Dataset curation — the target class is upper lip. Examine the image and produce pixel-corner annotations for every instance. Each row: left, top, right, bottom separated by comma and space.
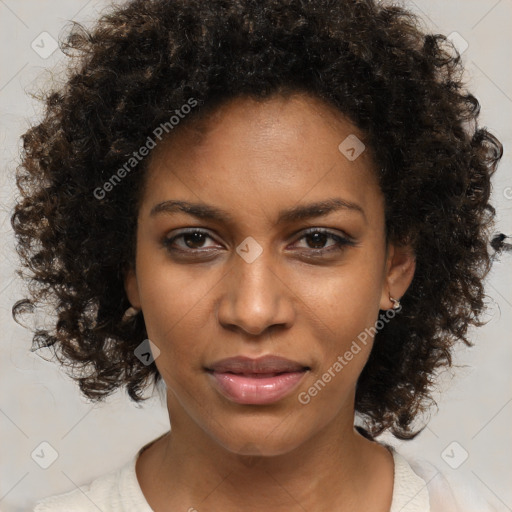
206, 355, 309, 374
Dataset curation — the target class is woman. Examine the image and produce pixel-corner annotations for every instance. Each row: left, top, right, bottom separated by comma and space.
12, 0, 509, 510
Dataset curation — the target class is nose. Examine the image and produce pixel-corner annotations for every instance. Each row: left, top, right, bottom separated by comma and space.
216, 245, 295, 337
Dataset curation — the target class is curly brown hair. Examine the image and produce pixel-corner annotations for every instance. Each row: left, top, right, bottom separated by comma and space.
11, 0, 510, 439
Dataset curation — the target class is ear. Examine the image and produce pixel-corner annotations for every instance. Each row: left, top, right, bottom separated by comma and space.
380, 242, 416, 310
124, 265, 142, 309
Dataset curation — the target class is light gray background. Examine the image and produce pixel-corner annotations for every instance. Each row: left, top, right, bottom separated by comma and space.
1, 1, 511, 510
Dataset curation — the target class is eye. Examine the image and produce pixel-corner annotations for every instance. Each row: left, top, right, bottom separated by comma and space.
162, 227, 355, 257
163, 229, 219, 252
292, 228, 355, 255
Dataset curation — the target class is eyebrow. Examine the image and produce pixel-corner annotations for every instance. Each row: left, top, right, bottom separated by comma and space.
150, 197, 366, 224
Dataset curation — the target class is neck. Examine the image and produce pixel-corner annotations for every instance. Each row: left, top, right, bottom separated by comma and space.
136, 401, 394, 511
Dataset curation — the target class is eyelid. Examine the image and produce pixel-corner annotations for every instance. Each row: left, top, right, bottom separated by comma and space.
163, 227, 220, 245
162, 228, 221, 254
297, 226, 354, 242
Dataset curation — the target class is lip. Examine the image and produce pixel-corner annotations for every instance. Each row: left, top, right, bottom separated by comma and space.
205, 355, 310, 405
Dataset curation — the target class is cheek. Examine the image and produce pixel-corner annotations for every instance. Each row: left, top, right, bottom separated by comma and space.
290, 254, 385, 397
295, 274, 379, 415
134, 253, 217, 374
136, 238, 214, 327
294, 254, 385, 339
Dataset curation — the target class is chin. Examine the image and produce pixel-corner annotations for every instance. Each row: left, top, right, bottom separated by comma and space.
205, 411, 313, 458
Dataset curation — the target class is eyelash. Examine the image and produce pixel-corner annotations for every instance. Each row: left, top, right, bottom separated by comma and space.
162, 227, 355, 257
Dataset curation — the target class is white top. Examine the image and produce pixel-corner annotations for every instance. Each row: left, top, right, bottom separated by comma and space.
32, 437, 495, 512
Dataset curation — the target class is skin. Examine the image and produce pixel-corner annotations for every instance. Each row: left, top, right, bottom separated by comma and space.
125, 92, 416, 511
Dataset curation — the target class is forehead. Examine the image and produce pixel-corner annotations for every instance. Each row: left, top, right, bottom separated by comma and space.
141, 93, 383, 225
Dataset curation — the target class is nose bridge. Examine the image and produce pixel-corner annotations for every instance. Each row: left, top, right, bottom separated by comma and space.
218, 237, 292, 335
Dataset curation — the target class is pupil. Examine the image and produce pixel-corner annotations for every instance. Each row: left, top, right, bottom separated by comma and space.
308, 233, 326, 249
185, 232, 205, 248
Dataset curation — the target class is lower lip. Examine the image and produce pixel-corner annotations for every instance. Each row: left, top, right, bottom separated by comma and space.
208, 371, 307, 405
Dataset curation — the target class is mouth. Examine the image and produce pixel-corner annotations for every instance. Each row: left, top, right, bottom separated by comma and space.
205, 355, 310, 405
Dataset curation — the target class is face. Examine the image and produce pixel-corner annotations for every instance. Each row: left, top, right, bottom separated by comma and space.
125, 93, 415, 456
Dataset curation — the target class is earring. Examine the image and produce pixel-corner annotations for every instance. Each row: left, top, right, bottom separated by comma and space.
389, 294, 401, 310
122, 306, 141, 321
